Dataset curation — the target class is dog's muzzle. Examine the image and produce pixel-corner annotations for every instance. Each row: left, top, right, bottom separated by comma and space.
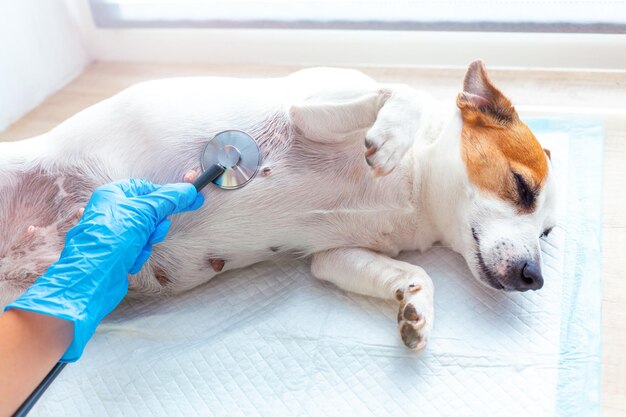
478, 256, 544, 292
472, 228, 544, 292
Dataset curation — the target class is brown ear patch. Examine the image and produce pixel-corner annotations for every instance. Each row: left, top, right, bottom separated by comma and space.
458, 60, 548, 212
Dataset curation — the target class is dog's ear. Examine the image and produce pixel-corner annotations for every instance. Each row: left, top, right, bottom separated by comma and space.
456, 60, 516, 124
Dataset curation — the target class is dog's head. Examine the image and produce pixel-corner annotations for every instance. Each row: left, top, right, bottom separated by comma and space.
449, 60, 556, 292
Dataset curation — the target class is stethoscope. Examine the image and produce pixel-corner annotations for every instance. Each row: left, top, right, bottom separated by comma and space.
192, 130, 262, 191
13, 131, 262, 417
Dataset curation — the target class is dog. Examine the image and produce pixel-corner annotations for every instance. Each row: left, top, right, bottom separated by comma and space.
0, 60, 556, 351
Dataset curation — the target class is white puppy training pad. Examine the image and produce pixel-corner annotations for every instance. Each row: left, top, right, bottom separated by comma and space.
31, 118, 603, 417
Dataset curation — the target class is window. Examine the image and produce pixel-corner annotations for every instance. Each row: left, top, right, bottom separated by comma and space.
90, 0, 626, 32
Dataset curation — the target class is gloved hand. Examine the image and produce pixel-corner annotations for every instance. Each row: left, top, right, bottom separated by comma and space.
4, 179, 204, 362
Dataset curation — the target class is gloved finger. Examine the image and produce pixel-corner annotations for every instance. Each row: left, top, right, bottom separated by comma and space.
109, 178, 161, 198
129, 244, 153, 275
142, 183, 200, 222
148, 219, 171, 245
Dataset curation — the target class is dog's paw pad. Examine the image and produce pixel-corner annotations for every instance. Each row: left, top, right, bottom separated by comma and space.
400, 321, 427, 351
398, 310, 427, 350
397, 300, 429, 352
402, 303, 421, 321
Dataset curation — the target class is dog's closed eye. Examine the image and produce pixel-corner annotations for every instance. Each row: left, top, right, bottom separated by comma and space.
512, 171, 536, 209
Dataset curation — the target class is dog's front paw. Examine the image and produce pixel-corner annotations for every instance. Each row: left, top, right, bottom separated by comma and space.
364, 118, 415, 177
395, 284, 433, 352
364, 87, 422, 176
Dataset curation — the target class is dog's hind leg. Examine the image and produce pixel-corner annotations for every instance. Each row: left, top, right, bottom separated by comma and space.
289, 83, 427, 176
311, 247, 434, 352
289, 87, 391, 144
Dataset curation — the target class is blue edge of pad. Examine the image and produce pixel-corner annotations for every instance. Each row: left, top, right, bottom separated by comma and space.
525, 117, 604, 417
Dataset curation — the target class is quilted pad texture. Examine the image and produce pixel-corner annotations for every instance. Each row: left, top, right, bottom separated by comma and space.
30, 118, 603, 417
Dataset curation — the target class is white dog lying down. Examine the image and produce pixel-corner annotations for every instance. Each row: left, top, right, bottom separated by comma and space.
0, 60, 556, 352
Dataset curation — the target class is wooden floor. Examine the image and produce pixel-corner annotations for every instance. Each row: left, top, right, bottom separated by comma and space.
2, 62, 625, 415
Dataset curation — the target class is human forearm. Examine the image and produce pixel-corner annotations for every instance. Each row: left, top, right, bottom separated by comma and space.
0, 310, 72, 416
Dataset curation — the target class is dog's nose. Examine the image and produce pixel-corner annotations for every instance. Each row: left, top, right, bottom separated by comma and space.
514, 261, 544, 291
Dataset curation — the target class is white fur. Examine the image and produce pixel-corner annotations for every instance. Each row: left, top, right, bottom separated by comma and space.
0, 67, 556, 350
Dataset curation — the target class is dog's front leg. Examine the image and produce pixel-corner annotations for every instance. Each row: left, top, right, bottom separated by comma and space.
311, 248, 434, 352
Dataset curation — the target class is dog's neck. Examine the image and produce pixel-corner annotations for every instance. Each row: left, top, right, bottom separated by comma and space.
408, 106, 470, 253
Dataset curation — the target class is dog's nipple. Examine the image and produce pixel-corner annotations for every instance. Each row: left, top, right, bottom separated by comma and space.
26, 225, 36, 235
208, 258, 225, 272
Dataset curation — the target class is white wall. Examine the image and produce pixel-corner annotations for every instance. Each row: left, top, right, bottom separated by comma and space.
84, 29, 626, 71
0, 0, 90, 132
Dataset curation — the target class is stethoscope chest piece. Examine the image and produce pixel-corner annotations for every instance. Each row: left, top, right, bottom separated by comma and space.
194, 130, 261, 191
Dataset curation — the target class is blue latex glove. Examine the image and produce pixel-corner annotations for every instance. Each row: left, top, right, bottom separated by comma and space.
4, 179, 204, 362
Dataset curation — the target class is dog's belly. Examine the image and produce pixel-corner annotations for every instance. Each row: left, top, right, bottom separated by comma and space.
134, 124, 415, 295
62, 78, 418, 295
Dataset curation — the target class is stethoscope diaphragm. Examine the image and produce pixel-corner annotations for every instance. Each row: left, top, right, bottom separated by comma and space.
193, 130, 261, 191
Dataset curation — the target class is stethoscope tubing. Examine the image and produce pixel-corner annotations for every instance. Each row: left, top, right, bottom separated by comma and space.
13, 362, 67, 417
